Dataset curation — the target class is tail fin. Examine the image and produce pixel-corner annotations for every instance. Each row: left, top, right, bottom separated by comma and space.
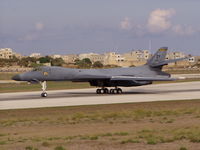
147, 47, 168, 67
147, 47, 188, 68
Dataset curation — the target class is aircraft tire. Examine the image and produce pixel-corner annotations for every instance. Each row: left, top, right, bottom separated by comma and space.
117, 88, 123, 94
114, 89, 118, 94
104, 88, 109, 94
96, 89, 100, 94
110, 89, 114, 94
97, 89, 104, 94
41, 92, 48, 97
100, 89, 104, 94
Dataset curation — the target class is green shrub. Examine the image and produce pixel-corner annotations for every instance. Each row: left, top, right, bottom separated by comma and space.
25, 146, 38, 150
25, 146, 33, 150
54, 146, 65, 150
179, 147, 187, 150
121, 139, 140, 144
89, 136, 98, 140
147, 138, 157, 145
114, 132, 129, 136
0, 141, 6, 145
42, 141, 50, 147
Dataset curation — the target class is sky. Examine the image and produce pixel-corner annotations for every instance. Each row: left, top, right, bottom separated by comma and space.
0, 0, 200, 55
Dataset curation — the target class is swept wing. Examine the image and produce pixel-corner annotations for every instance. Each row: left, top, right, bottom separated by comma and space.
111, 76, 177, 81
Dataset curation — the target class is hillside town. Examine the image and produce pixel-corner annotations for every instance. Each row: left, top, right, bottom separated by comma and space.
0, 48, 199, 72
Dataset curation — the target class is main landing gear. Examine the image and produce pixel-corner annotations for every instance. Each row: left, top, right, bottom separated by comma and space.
110, 88, 122, 94
96, 87, 123, 94
96, 88, 109, 94
40, 81, 48, 97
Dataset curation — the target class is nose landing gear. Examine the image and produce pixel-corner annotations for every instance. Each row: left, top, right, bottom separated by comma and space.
40, 81, 48, 97
41, 92, 48, 97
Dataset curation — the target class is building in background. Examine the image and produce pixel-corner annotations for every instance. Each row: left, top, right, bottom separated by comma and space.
0, 48, 22, 59
0, 47, 199, 68
166, 51, 187, 67
79, 53, 105, 64
88, 54, 105, 64
165, 51, 198, 67
122, 50, 150, 66
166, 52, 186, 60
104, 52, 125, 66
30, 53, 41, 58
62, 54, 79, 64
51, 54, 62, 59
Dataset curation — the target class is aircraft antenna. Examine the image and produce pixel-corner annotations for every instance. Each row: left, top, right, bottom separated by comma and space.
149, 40, 152, 52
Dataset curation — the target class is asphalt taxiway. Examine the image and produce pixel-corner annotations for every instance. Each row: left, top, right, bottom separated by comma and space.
0, 81, 199, 110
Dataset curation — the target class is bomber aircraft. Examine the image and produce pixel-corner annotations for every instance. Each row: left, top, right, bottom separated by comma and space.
12, 47, 186, 97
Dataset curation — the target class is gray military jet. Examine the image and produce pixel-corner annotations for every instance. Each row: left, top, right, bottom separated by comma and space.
12, 47, 186, 97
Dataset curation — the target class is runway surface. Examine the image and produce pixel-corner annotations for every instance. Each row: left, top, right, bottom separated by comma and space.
0, 81, 199, 110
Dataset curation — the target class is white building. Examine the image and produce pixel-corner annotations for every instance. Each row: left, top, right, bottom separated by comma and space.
51, 54, 62, 59
30, 53, 41, 58
123, 50, 150, 62
104, 52, 125, 65
0, 48, 22, 59
79, 53, 105, 63
61, 54, 79, 64
166, 52, 186, 60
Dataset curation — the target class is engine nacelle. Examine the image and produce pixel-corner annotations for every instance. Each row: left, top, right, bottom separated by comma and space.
89, 80, 152, 87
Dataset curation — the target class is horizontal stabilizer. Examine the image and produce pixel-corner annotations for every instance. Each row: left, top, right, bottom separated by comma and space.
150, 57, 188, 67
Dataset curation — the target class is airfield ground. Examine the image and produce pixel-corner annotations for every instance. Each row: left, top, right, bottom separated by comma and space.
0, 71, 200, 150
1, 100, 200, 150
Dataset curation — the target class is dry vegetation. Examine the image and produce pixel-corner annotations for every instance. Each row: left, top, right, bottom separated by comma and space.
1, 100, 200, 150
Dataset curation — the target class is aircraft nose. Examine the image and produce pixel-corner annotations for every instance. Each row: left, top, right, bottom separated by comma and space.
12, 74, 21, 81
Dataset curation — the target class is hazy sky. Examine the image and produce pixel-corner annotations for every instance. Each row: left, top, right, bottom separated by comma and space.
0, 0, 200, 55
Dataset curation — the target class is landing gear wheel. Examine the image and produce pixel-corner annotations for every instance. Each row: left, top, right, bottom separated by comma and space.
109, 88, 123, 94
96, 89, 101, 94
41, 92, 48, 97
96, 88, 109, 94
100, 89, 104, 94
117, 88, 123, 94
114, 89, 118, 94
104, 88, 109, 94
110, 89, 114, 94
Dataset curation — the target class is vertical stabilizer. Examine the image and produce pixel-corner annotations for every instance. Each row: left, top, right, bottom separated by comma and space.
147, 47, 168, 67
